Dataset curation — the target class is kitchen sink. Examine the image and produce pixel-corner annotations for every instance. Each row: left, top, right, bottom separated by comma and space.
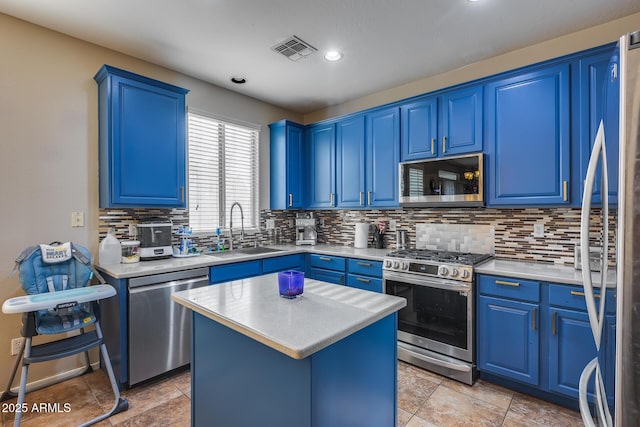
205, 246, 284, 258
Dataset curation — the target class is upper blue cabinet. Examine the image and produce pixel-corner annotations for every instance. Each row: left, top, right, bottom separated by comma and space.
400, 85, 483, 161
365, 107, 400, 208
94, 65, 189, 208
336, 115, 366, 208
307, 122, 336, 208
571, 47, 619, 207
269, 120, 305, 209
485, 64, 571, 206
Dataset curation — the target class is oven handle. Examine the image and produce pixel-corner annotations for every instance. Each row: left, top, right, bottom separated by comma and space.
397, 342, 471, 373
383, 271, 471, 293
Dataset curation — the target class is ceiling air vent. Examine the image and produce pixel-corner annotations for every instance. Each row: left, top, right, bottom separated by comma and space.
271, 35, 317, 61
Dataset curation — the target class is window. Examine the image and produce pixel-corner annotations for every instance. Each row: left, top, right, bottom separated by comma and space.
188, 111, 259, 232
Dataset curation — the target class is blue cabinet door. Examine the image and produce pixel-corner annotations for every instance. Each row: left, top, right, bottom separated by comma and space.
440, 86, 483, 156
548, 307, 597, 400
366, 107, 400, 208
307, 124, 336, 208
269, 121, 305, 209
478, 295, 540, 385
95, 66, 188, 208
401, 97, 438, 161
572, 49, 619, 207
486, 64, 570, 206
336, 116, 366, 208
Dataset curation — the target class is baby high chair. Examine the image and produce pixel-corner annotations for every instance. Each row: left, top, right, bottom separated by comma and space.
1, 242, 128, 426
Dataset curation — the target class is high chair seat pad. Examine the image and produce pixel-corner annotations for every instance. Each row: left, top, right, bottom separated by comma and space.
36, 307, 96, 334
2, 284, 115, 314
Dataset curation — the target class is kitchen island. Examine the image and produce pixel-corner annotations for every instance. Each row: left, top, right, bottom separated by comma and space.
172, 273, 406, 427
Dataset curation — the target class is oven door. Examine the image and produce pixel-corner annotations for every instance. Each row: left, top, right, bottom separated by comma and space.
383, 271, 473, 362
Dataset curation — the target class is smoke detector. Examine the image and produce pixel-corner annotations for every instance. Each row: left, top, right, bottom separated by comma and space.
271, 35, 317, 61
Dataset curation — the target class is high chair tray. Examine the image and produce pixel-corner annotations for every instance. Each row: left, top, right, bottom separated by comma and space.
2, 284, 116, 314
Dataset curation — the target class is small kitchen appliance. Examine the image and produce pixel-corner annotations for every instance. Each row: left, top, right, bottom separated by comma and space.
137, 220, 172, 260
383, 249, 492, 385
295, 213, 317, 246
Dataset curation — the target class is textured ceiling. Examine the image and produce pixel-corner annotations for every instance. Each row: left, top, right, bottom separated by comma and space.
2, 0, 640, 113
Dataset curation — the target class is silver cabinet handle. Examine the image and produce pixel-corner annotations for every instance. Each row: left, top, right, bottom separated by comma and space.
289, 193, 293, 207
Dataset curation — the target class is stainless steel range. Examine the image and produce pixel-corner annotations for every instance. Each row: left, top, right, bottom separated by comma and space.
383, 249, 492, 385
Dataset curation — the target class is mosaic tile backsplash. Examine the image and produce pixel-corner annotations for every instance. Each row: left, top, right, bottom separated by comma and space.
99, 207, 617, 266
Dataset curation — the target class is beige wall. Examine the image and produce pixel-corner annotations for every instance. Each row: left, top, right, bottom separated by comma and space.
0, 13, 301, 388
304, 12, 640, 124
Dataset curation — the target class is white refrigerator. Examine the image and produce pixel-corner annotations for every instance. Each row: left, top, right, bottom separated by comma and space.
579, 30, 640, 427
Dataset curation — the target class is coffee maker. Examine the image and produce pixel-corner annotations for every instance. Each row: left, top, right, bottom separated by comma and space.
295, 213, 317, 246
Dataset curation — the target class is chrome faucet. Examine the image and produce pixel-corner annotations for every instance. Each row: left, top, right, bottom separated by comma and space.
229, 202, 245, 251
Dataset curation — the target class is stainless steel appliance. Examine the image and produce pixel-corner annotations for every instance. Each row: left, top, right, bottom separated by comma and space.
102, 268, 209, 386
398, 153, 483, 207
137, 220, 172, 260
579, 30, 640, 426
295, 213, 317, 245
383, 249, 491, 385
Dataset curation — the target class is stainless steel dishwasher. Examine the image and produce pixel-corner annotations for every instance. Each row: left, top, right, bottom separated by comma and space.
128, 268, 209, 385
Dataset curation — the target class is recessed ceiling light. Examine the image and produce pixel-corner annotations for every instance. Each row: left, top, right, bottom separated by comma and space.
324, 51, 343, 62
230, 77, 246, 84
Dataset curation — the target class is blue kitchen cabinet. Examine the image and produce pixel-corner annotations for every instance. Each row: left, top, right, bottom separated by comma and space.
477, 275, 540, 386
478, 295, 540, 386
210, 260, 262, 284
345, 258, 383, 293
547, 307, 597, 400
262, 254, 304, 274
486, 64, 570, 206
94, 65, 189, 208
306, 254, 346, 285
336, 116, 366, 208
269, 120, 305, 209
571, 48, 619, 207
307, 123, 336, 208
401, 97, 438, 160
366, 107, 400, 208
400, 86, 482, 161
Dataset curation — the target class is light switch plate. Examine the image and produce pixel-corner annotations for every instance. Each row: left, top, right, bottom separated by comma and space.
71, 211, 84, 227
266, 219, 275, 230
533, 223, 544, 238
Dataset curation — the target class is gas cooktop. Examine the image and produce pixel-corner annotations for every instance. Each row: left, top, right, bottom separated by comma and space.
385, 249, 492, 266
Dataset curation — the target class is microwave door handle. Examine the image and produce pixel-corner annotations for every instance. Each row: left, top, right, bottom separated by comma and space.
580, 120, 605, 349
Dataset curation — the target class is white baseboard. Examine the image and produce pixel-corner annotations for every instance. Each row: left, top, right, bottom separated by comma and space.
9, 361, 101, 395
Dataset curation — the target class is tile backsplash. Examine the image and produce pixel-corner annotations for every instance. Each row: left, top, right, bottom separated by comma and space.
99, 206, 616, 266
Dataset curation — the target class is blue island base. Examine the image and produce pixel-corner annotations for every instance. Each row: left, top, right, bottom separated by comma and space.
191, 312, 398, 427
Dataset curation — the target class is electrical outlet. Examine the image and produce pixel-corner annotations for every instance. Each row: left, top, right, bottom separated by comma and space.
533, 223, 545, 238
388, 219, 397, 232
71, 211, 84, 227
128, 224, 137, 237
289, 219, 294, 227
11, 338, 23, 356
266, 219, 275, 230
320, 218, 325, 227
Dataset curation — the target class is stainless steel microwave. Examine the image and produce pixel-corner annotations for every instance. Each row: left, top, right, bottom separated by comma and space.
398, 153, 484, 207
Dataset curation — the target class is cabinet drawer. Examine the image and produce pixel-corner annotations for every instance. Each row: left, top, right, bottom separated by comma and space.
346, 274, 383, 293
309, 254, 346, 272
210, 260, 261, 284
347, 259, 382, 277
478, 275, 540, 303
548, 284, 615, 314
307, 267, 344, 285
262, 254, 304, 274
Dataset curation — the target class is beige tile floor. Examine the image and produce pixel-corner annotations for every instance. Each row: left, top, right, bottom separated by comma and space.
1, 362, 584, 426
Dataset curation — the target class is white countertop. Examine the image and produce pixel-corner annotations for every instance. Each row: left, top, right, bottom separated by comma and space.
476, 259, 617, 288
171, 274, 406, 359
96, 244, 389, 279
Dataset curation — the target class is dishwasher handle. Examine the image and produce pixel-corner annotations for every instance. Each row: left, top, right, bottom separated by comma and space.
128, 276, 209, 294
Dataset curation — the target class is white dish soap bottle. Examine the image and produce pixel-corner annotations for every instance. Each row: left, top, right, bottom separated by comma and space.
99, 227, 122, 265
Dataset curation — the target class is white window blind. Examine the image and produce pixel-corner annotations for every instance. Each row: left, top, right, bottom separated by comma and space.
188, 112, 259, 232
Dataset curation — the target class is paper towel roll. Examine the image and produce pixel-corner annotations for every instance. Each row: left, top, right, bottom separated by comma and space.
354, 222, 369, 248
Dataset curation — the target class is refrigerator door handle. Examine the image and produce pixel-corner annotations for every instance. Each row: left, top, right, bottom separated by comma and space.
580, 120, 609, 348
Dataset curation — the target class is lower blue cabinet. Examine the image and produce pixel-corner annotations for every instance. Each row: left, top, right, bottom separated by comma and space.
548, 307, 596, 399
478, 275, 617, 408
477, 294, 540, 386
262, 254, 303, 274
346, 274, 382, 293
210, 260, 262, 284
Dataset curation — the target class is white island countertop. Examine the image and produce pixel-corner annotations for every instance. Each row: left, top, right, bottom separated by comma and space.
172, 274, 406, 359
